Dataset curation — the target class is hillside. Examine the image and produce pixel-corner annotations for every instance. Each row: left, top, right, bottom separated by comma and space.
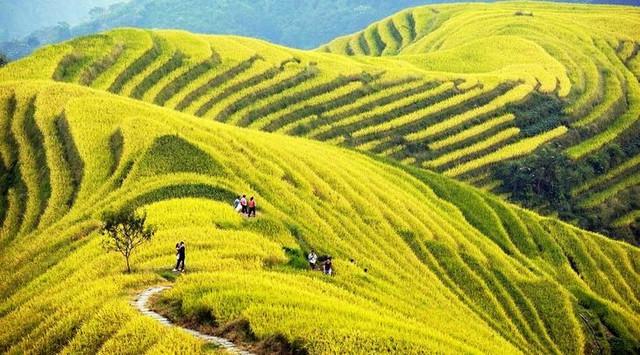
0, 0, 435, 59
0, 80, 639, 353
3, 1, 640, 244
319, 1, 640, 241
3, 0, 638, 60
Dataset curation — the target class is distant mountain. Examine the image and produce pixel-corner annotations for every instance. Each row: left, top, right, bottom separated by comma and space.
0, 0, 122, 43
3, 0, 638, 60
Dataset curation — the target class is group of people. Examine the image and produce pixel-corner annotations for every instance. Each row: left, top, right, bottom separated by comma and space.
233, 194, 257, 217
170, 240, 350, 278
173, 241, 186, 272
171, 196, 345, 278
307, 250, 333, 276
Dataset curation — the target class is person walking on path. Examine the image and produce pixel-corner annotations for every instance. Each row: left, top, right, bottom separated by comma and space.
248, 196, 257, 217
240, 195, 248, 214
173, 241, 186, 272
233, 196, 241, 212
308, 250, 318, 270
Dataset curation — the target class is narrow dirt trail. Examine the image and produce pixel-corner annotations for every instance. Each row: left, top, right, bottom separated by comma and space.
134, 286, 254, 355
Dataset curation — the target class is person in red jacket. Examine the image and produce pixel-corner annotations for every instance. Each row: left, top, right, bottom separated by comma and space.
248, 196, 257, 217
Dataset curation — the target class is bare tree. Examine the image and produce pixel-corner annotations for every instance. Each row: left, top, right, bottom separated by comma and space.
101, 209, 156, 273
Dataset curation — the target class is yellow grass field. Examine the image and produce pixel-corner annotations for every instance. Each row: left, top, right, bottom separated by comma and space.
1, 1, 640, 353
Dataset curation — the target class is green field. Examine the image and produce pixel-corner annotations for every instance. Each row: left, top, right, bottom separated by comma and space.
1, 1, 640, 354
3, 1, 640, 243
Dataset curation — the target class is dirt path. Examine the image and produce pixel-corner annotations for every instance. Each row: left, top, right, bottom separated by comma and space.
134, 286, 254, 355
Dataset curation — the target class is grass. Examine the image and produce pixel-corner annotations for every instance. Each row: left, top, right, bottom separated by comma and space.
0, 1, 639, 352
425, 127, 521, 169
1, 1, 633, 240
0, 80, 637, 354
428, 113, 515, 151
444, 126, 569, 177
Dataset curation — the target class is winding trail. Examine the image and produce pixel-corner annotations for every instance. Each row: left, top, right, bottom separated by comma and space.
134, 286, 254, 355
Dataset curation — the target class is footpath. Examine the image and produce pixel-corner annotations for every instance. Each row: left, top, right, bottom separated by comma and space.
134, 286, 254, 355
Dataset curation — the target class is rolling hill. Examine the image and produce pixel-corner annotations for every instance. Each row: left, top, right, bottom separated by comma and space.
3, 0, 638, 60
3, 0, 639, 244
319, 1, 640, 242
0, 79, 639, 354
1, 2, 640, 354
0, 0, 437, 60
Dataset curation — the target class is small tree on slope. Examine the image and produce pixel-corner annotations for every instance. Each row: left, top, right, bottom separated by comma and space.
101, 209, 156, 273
0, 53, 8, 67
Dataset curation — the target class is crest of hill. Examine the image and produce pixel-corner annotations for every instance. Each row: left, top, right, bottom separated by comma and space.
0, 80, 639, 353
4, 1, 639, 244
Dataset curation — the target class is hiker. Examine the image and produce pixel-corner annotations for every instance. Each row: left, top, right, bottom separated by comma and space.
174, 241, 186, 272
233, 196, 241, 212
247, 196, 256, 217
240, 195, 248, 214
173, 243, 180, 271
308, 250, 318, 269
323, 257, 333, 276
173, 243, 180, 270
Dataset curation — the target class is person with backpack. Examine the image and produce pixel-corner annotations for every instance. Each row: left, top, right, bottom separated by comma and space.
248, 196, 257, 217
173, 241, 186, 272
240, 195, 248, 214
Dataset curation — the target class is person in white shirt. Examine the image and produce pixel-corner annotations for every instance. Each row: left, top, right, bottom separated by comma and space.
240, 195, 248, 214
233, 196, 241, 212
308, 250, 318, 270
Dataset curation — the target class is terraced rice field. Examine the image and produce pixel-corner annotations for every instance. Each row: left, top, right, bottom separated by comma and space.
0, 27, 567, 180
0, 31, 565, 181
0, 80, 638, 354
0, 2, 640, 352
3, 2, 640, 239
320, 2, 640, 235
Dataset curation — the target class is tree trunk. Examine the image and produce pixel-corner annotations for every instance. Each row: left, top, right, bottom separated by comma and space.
125, 256, 131, 273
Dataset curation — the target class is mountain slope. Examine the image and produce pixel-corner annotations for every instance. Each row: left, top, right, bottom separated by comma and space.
0, 27, 568, 172
3, 0, 638, 60
0, 0, 440, 60
0, 80, 638, 354
3, 0, 640, 244
319, 1, 640, 241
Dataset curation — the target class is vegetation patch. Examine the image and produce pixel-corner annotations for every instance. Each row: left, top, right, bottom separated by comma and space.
108, 35, 162, 94
175, 55, 261, 111
153, 50, 221, 106
54, 114, 84, 207
134, 135, 224, 177
150, 294, 309, 355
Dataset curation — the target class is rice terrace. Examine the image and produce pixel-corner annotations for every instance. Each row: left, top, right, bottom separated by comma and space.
0, 1, 640, 354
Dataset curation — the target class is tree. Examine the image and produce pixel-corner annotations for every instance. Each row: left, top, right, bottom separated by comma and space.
101, 209, 156, 273
0, 53, 8, 68
494, 147, 582, 214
